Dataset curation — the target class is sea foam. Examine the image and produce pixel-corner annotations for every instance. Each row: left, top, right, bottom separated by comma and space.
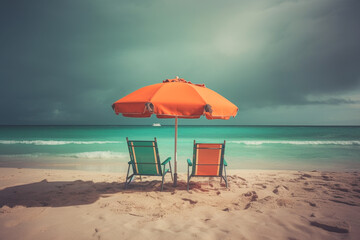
228, 140, 360, 145
64, 151, 126, 159
0, 151, 126, 159
0, 140, 122, 145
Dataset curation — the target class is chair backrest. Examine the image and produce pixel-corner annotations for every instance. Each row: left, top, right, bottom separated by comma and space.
126, 138, 162, 176
192, 140, 226, 176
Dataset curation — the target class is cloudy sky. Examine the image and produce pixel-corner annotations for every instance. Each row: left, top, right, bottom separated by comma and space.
1, 0, 359, 125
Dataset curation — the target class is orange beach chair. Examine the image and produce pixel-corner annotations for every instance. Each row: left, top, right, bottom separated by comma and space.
187, 140, 228, 191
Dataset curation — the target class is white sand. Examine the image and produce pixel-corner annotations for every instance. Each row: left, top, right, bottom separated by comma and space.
0, 168, 359, 240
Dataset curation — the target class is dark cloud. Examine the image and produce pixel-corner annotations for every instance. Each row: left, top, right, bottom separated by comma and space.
1, 0, 359, 125
307, 98, 360, 105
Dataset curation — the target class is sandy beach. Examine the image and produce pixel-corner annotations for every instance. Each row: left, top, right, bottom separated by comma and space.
0, 167, 359, 240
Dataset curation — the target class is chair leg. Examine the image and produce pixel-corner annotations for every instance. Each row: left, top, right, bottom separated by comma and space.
161, 174, 165, 191
224, 165, 228, 188
125, 164, 131, 189
140, 175, 142, 181
187, 165, 190, 191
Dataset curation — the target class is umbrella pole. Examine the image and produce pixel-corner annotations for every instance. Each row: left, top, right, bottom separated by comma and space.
173, 117, 178, 186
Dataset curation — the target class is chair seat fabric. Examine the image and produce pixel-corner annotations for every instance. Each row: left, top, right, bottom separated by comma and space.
194, 144, 223, 176
128, 140, 162, 176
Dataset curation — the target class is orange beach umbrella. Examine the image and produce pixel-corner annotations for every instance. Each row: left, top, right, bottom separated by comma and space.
112, 77, 238, 185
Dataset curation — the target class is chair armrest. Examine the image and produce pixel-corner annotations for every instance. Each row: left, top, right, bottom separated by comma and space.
187, 159, 193, 166
224, 159, 228, 166
161, 157, 171, 165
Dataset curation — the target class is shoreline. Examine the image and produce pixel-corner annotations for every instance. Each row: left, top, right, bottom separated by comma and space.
1, 167, 359, 239
0, 159, 359, 173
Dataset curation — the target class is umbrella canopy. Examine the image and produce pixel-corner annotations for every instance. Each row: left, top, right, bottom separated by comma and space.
112, 77, 238, 119
112, 77, 238, 186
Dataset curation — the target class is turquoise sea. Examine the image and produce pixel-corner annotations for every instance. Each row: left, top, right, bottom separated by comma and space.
0, 126, 359, 172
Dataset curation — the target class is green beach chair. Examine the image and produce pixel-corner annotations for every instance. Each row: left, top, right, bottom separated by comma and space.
187, 140, 228, 191
125, 137, 173, 191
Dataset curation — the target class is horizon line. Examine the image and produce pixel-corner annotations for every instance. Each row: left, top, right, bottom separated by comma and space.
0, 124, 359, 127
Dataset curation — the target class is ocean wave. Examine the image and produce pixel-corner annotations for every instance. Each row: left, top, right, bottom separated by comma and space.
0, 140, 122, 145
228, 140, 360, 145
63, 151, 126, 159
0, 151, 127, 159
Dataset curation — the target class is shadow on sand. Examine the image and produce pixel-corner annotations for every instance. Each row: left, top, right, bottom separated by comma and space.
0, 177, 214, 208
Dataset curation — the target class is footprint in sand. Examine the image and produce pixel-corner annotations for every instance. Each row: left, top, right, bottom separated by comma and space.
330, 199, 358, 206
273, 185, 289, 194
303, 187, 315, 192
182, 198, 198, 204
93, 228, 101, 240
310, 219, 350, 233
237, 176, 246, 181
194, 188, 210, 193
305, 200, 317, 207
302, 173, 312, 178
258, 196, 273, 204
244, 202, 251, 209
276, 198, 293, 207
322, 175, 333, 181
254, 183, 267, 189
243, 191, 258, 202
